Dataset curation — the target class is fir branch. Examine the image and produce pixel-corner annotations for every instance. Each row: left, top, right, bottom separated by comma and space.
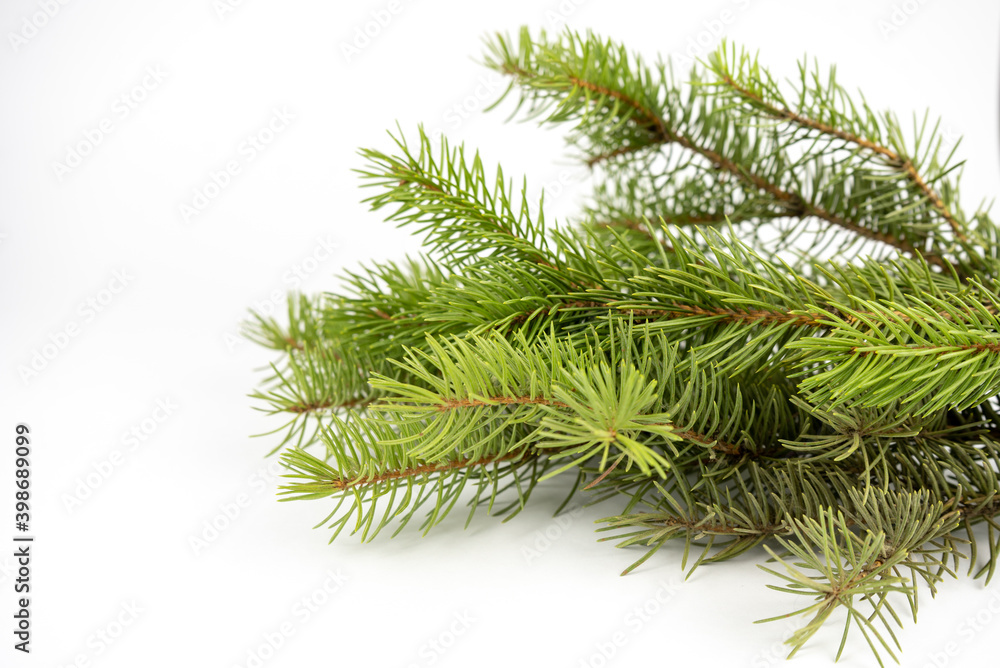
485, 29, 962, 270
358, 127, 557, 269
707, 43, 972, 246
246, 27, 1000, 666
289, 448, 531, 494
279, 431, 552, 541
791, 290, 1000, 413
758, 490, 960, 665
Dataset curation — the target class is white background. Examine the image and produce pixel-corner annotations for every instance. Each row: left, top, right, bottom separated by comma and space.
2, 1, 999, 667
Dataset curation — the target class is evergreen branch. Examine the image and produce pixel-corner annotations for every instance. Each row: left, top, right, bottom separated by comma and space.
791, 290, 1000, 413
244, 292, 326, 353
486, 29, 959, 269
369, 329, 752, 468
358, 127, 557, 269
707, 43, 971, 245
288, 448, 531, 494
279, 431, 552, 541
758, 490, 960, 665
249, 338, 388, 453
246, 28, 1000, 665
321, 256, 460, 355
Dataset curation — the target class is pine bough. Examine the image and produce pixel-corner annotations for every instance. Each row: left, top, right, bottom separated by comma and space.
247, 28, 1000, 665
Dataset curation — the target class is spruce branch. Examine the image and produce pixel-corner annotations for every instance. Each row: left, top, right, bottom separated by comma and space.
279, 431, 548, 541
485, 29, 978, 270
247, 26, 1000, 665
358, 127, 556, 269
706, 43, 973, 248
